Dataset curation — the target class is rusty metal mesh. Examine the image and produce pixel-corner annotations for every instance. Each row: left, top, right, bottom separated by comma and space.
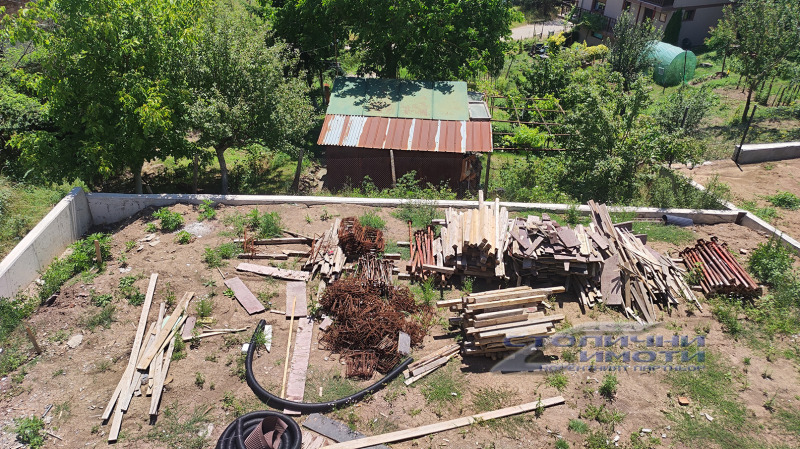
319, 278, 432, 375
338, 217, 385, 258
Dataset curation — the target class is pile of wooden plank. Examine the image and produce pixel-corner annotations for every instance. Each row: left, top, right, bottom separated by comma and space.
440, 192, 509, 278
438, 286, 565, 357
407, 226, 445, 281
102, 273, 193, 442
679, 237, 760, 296
402, 343, 460, 385
305, 218, 347, 281
587, 201, 700, 323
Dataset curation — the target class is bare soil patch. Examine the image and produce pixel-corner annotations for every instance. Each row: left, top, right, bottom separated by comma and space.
1, 203, 798, 449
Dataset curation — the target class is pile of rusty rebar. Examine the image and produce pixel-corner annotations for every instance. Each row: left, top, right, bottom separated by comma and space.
354, 254, 395, 291
338, 217, 385, 257
680, 237, 760, 296
319, 278, 431, 376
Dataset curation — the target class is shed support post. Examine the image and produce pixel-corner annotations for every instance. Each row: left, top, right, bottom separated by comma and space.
483, 153, 492, 195
390, 149, 397, 187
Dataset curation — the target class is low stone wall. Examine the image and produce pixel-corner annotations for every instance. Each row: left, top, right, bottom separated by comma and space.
734, 141, 800, 164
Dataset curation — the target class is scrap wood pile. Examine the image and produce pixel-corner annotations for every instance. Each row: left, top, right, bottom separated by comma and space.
407, 225, 445, 281
354, 254, 395, 291
587, 201, 700, 323
238, 230, 312, 259
679, 237, 760, 296
319, 278, 432, 376
503, 214, 605, 307
305, 217, 387, 282
102, 273, 192, 442
305, 217, 346, 281
438, 286, 565, 357
402, 343, 460, 385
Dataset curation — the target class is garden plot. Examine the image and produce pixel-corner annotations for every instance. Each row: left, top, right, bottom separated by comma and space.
1, 201, 799, 449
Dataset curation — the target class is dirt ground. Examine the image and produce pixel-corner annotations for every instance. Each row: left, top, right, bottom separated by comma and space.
1, 203, 799, 449
677, 158, 800, 238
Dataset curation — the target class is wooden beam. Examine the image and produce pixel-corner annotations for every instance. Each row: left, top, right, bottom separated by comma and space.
323, 397, 565, 449
136, 293, 192, 371
236, 263, 311, 282
224, 277, 265, 315
284, 317, 314, 415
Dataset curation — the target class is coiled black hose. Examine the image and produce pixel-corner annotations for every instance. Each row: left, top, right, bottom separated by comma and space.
245, 319, 413, 414
215, 410, 301, 449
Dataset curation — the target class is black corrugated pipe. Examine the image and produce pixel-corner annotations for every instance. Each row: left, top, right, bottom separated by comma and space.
215, 411, 302, 449
662, 214, 694, 227
245, 320, 413, 414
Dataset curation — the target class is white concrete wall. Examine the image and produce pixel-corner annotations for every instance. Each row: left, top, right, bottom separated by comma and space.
0, 187, 93, 298
735, 142, 800, 165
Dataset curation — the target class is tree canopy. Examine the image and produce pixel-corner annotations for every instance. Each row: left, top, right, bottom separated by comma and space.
608, 11, 662, 90
5, 0, 206, 192
187, 1, 315, 194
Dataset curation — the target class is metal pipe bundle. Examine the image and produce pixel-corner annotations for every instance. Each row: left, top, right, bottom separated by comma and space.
680, 237, 760, 296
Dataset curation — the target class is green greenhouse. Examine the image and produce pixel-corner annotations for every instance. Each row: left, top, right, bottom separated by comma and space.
650, 42, 696, 87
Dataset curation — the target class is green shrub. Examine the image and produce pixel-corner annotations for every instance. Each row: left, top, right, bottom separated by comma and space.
13, 416, 45, 448
568, 418, 589, 434
197, 199, 217, 221
392, 200, 440, 229
118, 275, 145, 305
152, 208, 185, 232
195, 296, 213, 318
175, 230, 194, 245
748, 237, 794, 285
598, 374, 618, 400
246, 209, 283, 238
90, 290, 113, 307
172, 334, 186, 361
358, 211, 386, 230
203, 242, 241, 267
766, 191, 800, 210
38, 233, 111, 301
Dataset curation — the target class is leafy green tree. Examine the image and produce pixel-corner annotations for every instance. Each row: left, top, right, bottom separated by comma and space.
712, 0, 800, 122
608, 10, 663, 90
653, 85, 718, 134
705, 13, 735, 74
187, 2, 314, 194
330, 0, 515, 80
5, 0, 205, 192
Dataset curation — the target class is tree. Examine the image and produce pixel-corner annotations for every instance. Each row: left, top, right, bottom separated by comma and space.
329, 0, 515, 80
5, 0, 204, 192
705, 13, 735, 74
712, 1, 800, 122
608, 10, 663, 90
187, 1, 315, 194
653, 85, 718, 134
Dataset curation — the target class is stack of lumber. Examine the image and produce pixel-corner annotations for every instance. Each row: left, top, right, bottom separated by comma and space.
438, 286, 565, 357
587, 201, 700, 323
402, 343, 460, 385
679, 237, 760, 296
238, 230, 312, 259
504, 215, 605, 308
440, 192, 509, 278
102, 272, 193, 442
304, 218, 347, 282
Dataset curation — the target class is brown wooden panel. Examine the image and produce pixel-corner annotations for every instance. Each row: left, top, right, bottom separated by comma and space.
224, 277, 266, 315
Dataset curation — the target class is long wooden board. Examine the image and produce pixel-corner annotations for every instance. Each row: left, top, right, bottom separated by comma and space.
601, 254, 623, 306
465, 295, 546, 312
323, 397, 565, 449
224, 277, 265, 314
284, 317, 314, 415
106, 273, 158, 440
236, 262, 311, 281
136, 293, 192, 371
285, 281, 308, 317
302, 414, 390, 449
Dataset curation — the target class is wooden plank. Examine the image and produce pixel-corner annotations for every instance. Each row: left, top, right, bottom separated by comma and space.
136, 293, 192, 371
236, 262, 311, 281
302, 414, 391, 449
181, 316, 197, 340
149, 303, 167, 395
224, 277, 265, 315
398, 332, 411, 355
237, 253, 289, 260
406, 344, 460, 372
285, 317, 314, 415
323, 397, 565, 449
283, 249, 311, 257
601, 254, 623, 306
237, 237, 312, 245
149, 333, 176, 417
404, 354, 456, 385
286, 281, 308, 318
466, 295, 546, 311
421, 264, 455, 275
107, 274, 158, 440
473, 313, 531, 328
476, 323, 552, 340
467, 314, 564, 335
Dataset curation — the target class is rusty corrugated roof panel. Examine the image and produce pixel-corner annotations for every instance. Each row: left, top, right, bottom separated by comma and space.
320, 115, 492, 153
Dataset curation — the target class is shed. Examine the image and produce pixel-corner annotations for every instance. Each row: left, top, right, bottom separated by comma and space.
318, 78, 493, 192
650, 42, 697, 87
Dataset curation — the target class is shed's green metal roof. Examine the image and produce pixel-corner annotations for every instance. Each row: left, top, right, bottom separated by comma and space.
326, 77, 469, 121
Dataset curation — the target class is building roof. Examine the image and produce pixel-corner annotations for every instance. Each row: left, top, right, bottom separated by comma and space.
318, 115, 493, 153
326, 78, 470, 121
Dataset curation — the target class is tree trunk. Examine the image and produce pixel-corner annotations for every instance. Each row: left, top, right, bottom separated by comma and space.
216, 147, 229, 195
291, 147, 305, 193
133, 160, 144, 194
742, 86, 754, 124
764, 76, 775, 105
720, 52, 727, 75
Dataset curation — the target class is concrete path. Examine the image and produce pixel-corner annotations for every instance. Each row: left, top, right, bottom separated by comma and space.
511, 20, 570, 40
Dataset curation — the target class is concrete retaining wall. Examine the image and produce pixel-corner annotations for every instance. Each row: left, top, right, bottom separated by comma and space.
2, 188, 799, 299
734, 141, 800, 164
0, 187, 92, 298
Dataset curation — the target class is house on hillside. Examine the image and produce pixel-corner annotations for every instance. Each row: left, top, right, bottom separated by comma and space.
572, 0, 733, 48
317, 77, 492, 193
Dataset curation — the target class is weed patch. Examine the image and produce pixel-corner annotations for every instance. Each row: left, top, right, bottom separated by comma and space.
152, 208, 185, 232
766, 191, 800, 210
12, 416, 45, 448
632, 222, 695, 245
358, 211, 386, 230
147, 403, 211, 449
85, 305, 115, 331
